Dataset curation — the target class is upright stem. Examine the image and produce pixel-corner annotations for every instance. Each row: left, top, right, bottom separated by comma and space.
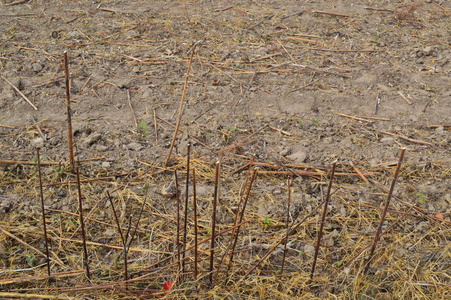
164, 45, 197, 166
364, 148, 406, 274
192, 168, 198, 280
174, 171, 181, 271
36, 148, 51, 276
310, 162, 337, 279
216, 156, 255, 283
63, 51, 75, 173
76, 167, 90, 279
182, 143, 191, 274
280, 176, 291, 275
226, 169, 257, 282
209, 161, 220, 288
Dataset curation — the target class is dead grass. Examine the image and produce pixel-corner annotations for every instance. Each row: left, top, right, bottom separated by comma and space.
1, 0, 450, 298
0, 153, 450, 299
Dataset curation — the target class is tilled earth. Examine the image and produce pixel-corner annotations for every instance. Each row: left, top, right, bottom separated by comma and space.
0, 0, 450, 299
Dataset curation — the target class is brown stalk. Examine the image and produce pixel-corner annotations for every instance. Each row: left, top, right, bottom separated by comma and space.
280, 176, 291, 275
153, 107, 158, 145
127, 90, 138, 128
209, 161, 220, 287
335, 112, 373, 123
64, 51, 75, 173
311, 161, 337, 279
106, 191, 128, 285
30, 116, 45, 139
128, 197, 146, 250
225, 169, 258, 283
216, 155, 255, 282
349, 161, 370, 184
36, 148, 51, 276
75, 167, 90, 279
164, 44, 197, 166
192, 168, 198, 280
364, 148, 406, 274
1, 76, 38, 110
310, 10, 349, 17
174, 170, 181, 271
122, 196, 146, 288
380, 131, 432, 146
182, 143, 191, 274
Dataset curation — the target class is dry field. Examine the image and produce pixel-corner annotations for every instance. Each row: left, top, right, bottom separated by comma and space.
1, 0, 450, 299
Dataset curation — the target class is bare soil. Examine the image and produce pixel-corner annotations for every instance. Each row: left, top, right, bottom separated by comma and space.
1, 0, 450, 299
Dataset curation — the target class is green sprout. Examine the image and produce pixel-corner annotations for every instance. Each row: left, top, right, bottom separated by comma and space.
139, 121, 148, 135
26, 253, 35, 267
415, 192, 427, 203
55, 166, 63, 175
312, 118, 319, 126
263, 216, 272, 230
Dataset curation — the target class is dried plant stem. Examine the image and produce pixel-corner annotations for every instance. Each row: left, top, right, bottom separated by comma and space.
349, 161, 370, 184
209, 161, 220, 287
226, 169, 257, 283
64, 51, 75, 173
364, 148, 406, 274
182, 143, 191, 275
174, 170, 181, 272
192, 168, 198, 280
280, 176, 291, 275
1, 76, 38, 110
76, 167, 90, 279
36, 148, 51, 276
164, 44, 197, 166
216, 156, 255, 283
380, 131, 432, 146
153, 107, 158, 145
107, 191, 128, 285
127, 90, 138, 128
311, 161, 337, 279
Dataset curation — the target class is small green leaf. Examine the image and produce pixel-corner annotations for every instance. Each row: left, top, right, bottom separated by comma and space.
26, 254, 35, 267
336, 260, 343, 267
55, 167, 63, 175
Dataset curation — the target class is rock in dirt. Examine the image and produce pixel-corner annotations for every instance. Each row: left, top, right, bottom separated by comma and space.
31, 137, 44, 148
32, 62, 43, 73
103, 228, 117, 238
304, 244, 315, 256
279, 148, 290, 156
84, 132, 102, 146
416, 221, 429, 233
127, 142, 143, 151
0, 195, 15, 214
96, 145, 108, 152
287, 147, 308, 163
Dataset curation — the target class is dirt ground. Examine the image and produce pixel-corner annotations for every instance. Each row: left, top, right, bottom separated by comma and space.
1, 0, 450, 299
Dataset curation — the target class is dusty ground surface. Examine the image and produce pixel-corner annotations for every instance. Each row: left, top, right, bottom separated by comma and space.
1, 0, 450, 299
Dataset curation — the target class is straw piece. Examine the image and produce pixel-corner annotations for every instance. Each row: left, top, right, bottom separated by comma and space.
1, 76, 38, 110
